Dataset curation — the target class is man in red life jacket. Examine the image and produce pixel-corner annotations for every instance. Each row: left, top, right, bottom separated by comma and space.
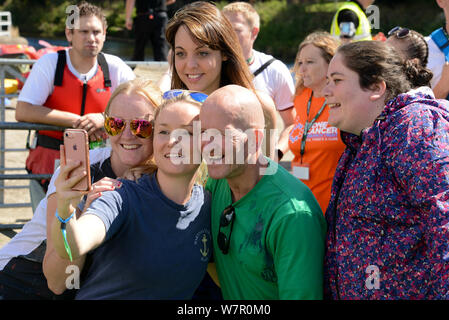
15, 1, 135, 211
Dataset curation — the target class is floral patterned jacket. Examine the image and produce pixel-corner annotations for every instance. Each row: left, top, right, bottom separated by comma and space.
324, 87, 449, 299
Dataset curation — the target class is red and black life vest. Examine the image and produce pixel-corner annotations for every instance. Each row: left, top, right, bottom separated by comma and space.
26, 50, 112, 183
38, 49, 112, 143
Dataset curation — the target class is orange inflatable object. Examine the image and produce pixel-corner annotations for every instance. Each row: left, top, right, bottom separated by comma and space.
0, 42, 70, 90
372, 32, 387, 42
0, 44, 37, 58
0, 43, 69, 60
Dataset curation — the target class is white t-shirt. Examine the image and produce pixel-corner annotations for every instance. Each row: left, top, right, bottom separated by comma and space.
0, 147, 112, 270
426, 36, 445, 89
250, 50, 295, 111
18, 48, 135, 106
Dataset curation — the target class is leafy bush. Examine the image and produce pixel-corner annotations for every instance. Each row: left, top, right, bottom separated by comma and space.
0, 0, 124, 37
255, 1, 335, 60
0, 0, 442, 62
250, 0, 441, 61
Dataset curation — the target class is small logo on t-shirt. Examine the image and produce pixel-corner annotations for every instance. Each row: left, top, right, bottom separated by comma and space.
289, 121, 338, 143
194, 229, 211, 262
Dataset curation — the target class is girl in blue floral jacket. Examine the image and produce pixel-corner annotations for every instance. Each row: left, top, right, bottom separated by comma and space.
323, 40, 449, 299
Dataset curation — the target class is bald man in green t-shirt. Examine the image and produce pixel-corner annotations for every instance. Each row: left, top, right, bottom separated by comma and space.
200, 85, 326, 300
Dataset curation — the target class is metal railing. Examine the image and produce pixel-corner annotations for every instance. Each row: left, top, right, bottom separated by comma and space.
0, 57, 36, 210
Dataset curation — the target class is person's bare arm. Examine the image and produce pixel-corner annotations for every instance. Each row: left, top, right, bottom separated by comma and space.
51, 204, 106, 262
16, 101, 105, 141
276, 107, 296, 160
73, 113, 106, 141
156, 49, 173, 92
43, 193, 86, 295
44, 176, 119, 294
207, 263, 220, 287
51, 148, 107, 261
256, 91, 278, 159
279, 107, 295, 130
15, 101, 80, 128
125, 0, 136, 31
432, 62, 449, 99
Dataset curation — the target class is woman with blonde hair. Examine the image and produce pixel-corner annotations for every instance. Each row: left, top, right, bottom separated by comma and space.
279, 31, 345, 213
0, 79, 160, 299
44, 78, 162, 297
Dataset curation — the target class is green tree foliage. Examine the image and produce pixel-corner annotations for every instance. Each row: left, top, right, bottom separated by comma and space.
0, 0, 442, 61
252, 0, 441, 60
0, 0, 120, 37
254, 1, 335, 60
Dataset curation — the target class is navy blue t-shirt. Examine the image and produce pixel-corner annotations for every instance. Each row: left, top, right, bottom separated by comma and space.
76, 173, 212, 299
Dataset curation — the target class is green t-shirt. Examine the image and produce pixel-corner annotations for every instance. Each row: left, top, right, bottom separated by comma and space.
206, 158, 326, 300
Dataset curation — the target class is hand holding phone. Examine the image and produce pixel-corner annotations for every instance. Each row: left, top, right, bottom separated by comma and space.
63, 129, 91, 191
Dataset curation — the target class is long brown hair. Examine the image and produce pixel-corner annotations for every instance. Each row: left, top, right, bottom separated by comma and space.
165, 1, 254, 91
105, 79, 162, 176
